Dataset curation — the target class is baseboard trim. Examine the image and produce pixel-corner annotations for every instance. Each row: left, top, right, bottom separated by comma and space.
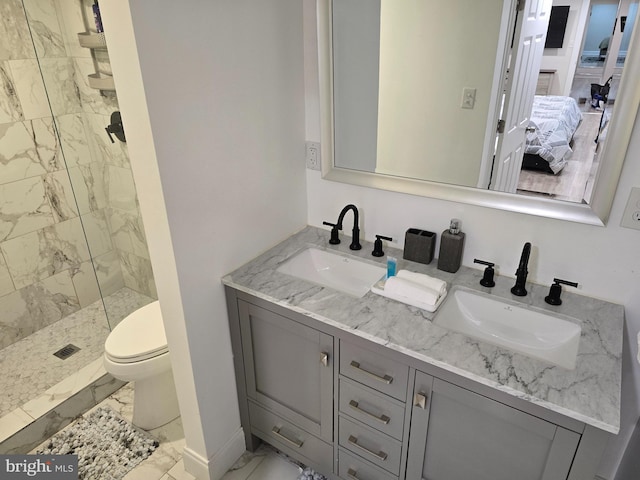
183, 427, 246, 480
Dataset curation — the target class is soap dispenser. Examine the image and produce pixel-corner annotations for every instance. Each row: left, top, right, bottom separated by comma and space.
437, 219, 465, 273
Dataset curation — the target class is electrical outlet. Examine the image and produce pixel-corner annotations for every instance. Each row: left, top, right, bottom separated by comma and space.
306, 141, 321, 171
621, 187, 640, 230
461, 87, 476, 109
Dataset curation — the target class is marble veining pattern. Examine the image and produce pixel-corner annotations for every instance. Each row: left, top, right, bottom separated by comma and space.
0, 287, 153, 417
0, 119, 61, 185
0, 0, 35, 61
223, 226, 623, 434
0, 61, 24, 123
22, 0, 66, 59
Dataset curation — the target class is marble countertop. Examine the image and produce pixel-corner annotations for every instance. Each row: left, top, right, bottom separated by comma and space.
222, 226, 623, 434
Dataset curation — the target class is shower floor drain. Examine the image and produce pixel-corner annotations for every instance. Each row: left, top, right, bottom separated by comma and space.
53, 344, 81, 360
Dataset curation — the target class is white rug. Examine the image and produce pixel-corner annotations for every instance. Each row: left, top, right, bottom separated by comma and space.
36, 407, 158, 480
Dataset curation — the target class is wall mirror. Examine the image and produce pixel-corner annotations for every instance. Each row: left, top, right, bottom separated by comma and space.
318, 0, 640, 225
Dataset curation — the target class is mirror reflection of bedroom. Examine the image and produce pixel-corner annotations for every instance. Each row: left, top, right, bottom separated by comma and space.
514, 0, 638, 204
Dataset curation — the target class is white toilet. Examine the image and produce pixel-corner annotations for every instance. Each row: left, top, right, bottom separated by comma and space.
103, 301, 180, 430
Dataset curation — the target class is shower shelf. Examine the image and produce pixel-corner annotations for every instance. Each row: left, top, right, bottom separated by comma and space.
77, 32, 107, 49
88, 73, 115, 91
78, 32, 115, 93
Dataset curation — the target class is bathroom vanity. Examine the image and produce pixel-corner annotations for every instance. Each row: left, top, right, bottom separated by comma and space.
223, 227, 623, 480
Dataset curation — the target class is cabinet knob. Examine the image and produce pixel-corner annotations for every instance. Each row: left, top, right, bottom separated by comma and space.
320, 352, 329, 367
414, 392, 428, 409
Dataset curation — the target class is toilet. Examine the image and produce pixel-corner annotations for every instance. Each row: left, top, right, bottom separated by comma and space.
103, 301, 180, 430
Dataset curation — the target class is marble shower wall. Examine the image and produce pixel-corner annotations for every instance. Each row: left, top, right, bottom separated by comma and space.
0, 0, 156, 349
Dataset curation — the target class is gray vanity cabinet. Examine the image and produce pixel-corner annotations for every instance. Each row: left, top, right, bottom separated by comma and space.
237, 300, 334, 460
406, 371, 581, 480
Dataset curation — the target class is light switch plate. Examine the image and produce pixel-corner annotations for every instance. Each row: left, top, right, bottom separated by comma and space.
621, 187, 640, 230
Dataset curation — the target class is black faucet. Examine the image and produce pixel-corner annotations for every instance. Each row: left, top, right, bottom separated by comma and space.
511, 242, 531, 296
323, 204, 362, 250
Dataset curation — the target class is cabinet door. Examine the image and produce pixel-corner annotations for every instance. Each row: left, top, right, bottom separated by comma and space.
406, 372, 580, 480
239, 301, 333, 442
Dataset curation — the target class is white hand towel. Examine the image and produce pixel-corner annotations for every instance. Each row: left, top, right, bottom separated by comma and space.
397, 270, 447, 296
384, 276, 439, 306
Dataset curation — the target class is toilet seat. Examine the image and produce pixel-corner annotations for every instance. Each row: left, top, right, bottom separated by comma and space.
105, 301, 168, 364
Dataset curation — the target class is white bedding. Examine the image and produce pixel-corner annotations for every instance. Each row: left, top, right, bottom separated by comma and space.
525, 95, 583, 174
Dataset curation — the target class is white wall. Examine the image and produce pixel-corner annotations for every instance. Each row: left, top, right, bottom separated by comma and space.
304, 2, 640, 479
101, 1, 307, 479
541, 0, 590, 95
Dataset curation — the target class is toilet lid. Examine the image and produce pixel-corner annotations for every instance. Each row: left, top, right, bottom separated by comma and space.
105, 301, 169, 363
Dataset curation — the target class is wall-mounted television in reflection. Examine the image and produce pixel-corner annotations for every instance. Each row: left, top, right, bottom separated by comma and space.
545, 5, 571, 48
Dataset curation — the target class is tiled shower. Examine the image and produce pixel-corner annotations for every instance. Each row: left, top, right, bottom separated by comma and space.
0, 0, 155, 449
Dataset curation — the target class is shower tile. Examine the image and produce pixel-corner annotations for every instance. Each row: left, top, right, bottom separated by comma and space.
54, 0, 92, 59
0, 409, 33, 444
22, 0, 67, 59
0, 62, 24, 123
108, 207, 151, 260
0, 177, 55, 242
76, 162, 108, 211
1, 217, 90, 289
55, 113, 93, 168
92, 250, 125, 298
0, 270, 79, 350
38, 57, 81, 117
106, 165, 139, 212
81, 210, 114, 258
85, 113, 129, 168
71, 260, 102, 308
118, 251, 157, 300
0, 119, 62, 185
44, 170, 81, 222
22, 358, 107, 419
8, 59, 51, 120
0, 251, 15, 297
0, 0, 35, 61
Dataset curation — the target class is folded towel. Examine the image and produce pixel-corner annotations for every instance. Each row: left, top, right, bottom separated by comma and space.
397, 270, 447, 296
384, 276, 440, 306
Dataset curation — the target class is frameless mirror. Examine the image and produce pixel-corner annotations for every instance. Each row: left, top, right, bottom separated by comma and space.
318, 0, 640, 225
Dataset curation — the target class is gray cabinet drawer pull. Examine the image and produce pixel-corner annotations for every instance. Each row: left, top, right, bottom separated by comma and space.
414, 392, 428, 409
346, 468, 359, 479
350, 361, 393, 384
349, 400, 390, 425
321, 352, 329, 367
272, 426, 303, 448
348, 435, 388, 461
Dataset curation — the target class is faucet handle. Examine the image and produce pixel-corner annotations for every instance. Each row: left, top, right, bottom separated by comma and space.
372, 235, 393, 257
544, 278, 578, 306
473, 259, 496, 288
323, 221, 340, 245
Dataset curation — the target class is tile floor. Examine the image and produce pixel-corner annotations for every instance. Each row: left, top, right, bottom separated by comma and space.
32, 383, 303, 480
0, 288, 153, 417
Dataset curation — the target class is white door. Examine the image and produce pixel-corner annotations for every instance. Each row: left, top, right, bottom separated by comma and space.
492, 0, 553, 193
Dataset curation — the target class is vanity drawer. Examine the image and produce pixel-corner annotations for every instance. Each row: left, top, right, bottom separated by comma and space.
248, 401, 333, 472
339, 377, 405, 440
339, 416, 402, 475
340, 341, 409, 401
338, 448, 398, 480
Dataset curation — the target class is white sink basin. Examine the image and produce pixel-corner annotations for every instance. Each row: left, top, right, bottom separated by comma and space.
434, 287, 581, 370
277, 248, 386, 298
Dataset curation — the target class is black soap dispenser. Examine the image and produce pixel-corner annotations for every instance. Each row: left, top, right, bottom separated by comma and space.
437, 219, 465, 273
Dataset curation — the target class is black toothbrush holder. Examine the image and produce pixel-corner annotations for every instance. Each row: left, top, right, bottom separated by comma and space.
403, 228, 436, 265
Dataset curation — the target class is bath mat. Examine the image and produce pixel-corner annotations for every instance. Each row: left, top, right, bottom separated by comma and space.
297, 466, 327, 480
36, 406, 159, 480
